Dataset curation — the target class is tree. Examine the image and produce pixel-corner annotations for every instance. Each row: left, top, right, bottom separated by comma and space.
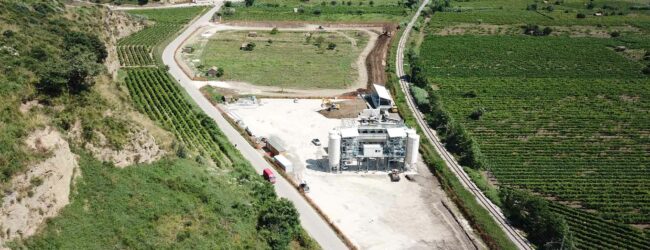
258, 199, 301, 249
138, 0, 148, 6
216, 67, 224, 77
327, 42, 337, 50
313, 8, 322, 15
610, 31, 620, 37
270, 27, 279, 35
224, 1, 232, 7
576, 13, 586, 18
245, 0, 254, 7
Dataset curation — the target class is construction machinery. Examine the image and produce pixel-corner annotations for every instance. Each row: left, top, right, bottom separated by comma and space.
321, 98, 340, 111
389, 169, 400, 182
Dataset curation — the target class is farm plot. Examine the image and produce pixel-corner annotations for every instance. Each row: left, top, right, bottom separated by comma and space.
419, 31, 650, 248
220, 0, 409, 22
197, 30, 369, 89
116, 7, 206, 67
124, 68, 232, 167
419, 35, 646, 78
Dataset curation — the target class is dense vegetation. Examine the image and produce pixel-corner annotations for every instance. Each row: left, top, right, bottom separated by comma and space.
0, 0, 111, 185
409, 0, 650, 248
16, 155, 300, 249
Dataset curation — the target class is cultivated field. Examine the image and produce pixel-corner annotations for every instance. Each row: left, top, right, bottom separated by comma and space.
196, 29, 369, 89
117, 7, 206, 67
413, 0, 650, 248
219, 0, 411, 22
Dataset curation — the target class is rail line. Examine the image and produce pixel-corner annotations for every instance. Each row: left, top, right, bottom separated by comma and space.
394, 1, 533, 249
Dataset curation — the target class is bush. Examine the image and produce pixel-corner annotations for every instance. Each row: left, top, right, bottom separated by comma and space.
576, 13, 586, 18
642, 66, 650, 75
327, 42, 337, 50
411, 86, 431, 111
245, 0, 254, 7
462, 90, 477, 98
257, 198, 300, 249
224, 1, 232, 7
469, 107, 486, 120
610, 31, 620, 37
313, 8, 322, 15
270, 27, 278, 35
137, 0, 148, 5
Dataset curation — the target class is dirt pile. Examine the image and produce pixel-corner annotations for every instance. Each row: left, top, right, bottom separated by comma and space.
0, 127, 79, 246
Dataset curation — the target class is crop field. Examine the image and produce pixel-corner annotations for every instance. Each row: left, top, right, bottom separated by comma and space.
427, 0, 650, 28
420, 35, 646, 78
124, 68, 234, 166
197, 30, 368, 89
220, 0, 411, 22
415, 0, 650, 248
116, 7, 206, 67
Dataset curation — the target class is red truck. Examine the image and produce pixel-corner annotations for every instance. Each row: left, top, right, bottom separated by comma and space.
262, 168, 276, 184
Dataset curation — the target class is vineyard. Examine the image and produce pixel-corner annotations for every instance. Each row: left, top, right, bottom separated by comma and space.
125, 68, 232, 167
417, 3, 650, 248
117, 45, 154, 66
116, 7, 206, 67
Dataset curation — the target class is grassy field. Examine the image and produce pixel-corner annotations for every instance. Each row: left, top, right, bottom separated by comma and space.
220, 0, 413, 22
14, 155, 268, 249
413, 0, 650, 248
196, 30, 368, 89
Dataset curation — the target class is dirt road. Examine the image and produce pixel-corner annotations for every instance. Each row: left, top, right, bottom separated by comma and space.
365, 24, 396, 86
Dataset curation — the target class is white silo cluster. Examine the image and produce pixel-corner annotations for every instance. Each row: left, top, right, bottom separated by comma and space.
405, 129, 420, 168
328, 129, 341, 171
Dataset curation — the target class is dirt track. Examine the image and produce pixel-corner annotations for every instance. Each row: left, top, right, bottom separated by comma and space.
365, 24, 397, 87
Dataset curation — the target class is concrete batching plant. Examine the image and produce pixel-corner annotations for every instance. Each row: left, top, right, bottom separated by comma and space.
327, 111, 419, 173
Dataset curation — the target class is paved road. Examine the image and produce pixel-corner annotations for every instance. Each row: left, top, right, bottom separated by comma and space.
394, 1, 533, 250
161, 3, 347, 250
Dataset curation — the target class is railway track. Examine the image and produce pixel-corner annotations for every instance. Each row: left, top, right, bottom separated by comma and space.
394, 1, 533, 249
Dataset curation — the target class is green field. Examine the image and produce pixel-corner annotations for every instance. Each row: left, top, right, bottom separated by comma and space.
413, 0, 650, 248
196, 30, 368, 89
220, 0, 413, 22
15, 156, 269, 249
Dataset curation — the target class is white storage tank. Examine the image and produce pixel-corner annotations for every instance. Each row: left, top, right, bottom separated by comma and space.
405, 129, 420, 166
328, 130, 341, 171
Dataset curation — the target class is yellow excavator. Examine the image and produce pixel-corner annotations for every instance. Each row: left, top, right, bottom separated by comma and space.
321, 98, 340, 111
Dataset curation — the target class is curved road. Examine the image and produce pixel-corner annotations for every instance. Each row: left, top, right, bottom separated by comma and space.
394, 1, 533, 250
162, 3, 347, 250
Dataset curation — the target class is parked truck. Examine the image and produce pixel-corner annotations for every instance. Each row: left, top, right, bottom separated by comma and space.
262, 168, 276, 184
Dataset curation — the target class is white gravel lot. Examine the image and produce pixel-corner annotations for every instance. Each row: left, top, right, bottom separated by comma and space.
226, 98, 476, 250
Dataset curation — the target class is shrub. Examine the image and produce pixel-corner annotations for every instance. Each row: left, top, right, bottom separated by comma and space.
610, 31, 620, 37
411, 86, 431, 111
330, 0, 337, 5
224, 1, 232, 7
244, 0, 254, 7
327, 42, 337, 50
469, 107, 486, 120
576, 13, 586, 18
642, 66, 650, 75
462, 90, 477, 98
138, 0, 148, 5
313, 8, 322, 15
270, 27, 279, 35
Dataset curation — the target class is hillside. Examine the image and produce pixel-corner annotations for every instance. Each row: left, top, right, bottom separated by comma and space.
0, 1, 315, 249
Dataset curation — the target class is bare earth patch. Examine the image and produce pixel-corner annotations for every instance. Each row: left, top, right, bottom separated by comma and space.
0, 127, 79, 245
